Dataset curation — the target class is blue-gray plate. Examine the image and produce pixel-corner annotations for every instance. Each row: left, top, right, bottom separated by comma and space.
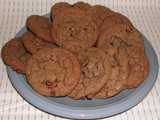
7, 13, 159, 119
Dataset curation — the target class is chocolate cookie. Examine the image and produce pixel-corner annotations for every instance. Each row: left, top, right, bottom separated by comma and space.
22, 31, 57, 54
72, 1, 91, 11
68, 48, 111, 99
51, 2, 71, 19
51, 8, 99, 53
26, 15, 53, 43
86, 5, 115, 28
26, 47, 81, 96
97, 24, 149, 89
94, 47, 129, 98
99, 13, 134, 35
1, 37, 31, 74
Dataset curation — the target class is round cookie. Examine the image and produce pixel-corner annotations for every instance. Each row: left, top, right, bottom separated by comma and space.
1, 37, 31, 74
99, 13, 134, 35
26, 47, 81, 96
22, 31, 57, 54
26, 15, 53, 43
97, 24, 144, 50
72, 1, 91, 11
51, 2, 71, 19
125, 47, 149, 88
51, 8, 99, 53
68, 48, 111, 99
94, 47, 129, 98
86, 5, 115, 28
97, 24, 149, 89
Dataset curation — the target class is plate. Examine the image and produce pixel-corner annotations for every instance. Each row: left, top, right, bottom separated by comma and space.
7, 13, 159, 119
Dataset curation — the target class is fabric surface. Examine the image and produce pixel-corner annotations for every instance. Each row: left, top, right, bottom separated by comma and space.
0, 0, 160, 120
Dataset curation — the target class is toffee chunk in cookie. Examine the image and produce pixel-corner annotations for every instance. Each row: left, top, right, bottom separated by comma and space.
26, 48, 81, 96
22, 31, 57, 54
26, 15, 53, 43
1, 37, 31, 74
68, 48, 111, 99
51, 8, 99, 53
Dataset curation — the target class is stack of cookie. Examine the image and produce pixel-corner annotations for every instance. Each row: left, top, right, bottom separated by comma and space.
1, 2, 149, 100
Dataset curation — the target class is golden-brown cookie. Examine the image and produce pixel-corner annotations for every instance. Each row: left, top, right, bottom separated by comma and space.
22, 31, 57, 54
68, 48, 111, 99
26, 15, 53, 43
1, 37, 31, 74
72, 1, 91, 11
51, 2, 71, 19
99, 13, 134, 35
86, 5, 115, 28
51, 8, 99, 53
94, 47, 129, 98
125, 47, 149, 88
97, 24, 149, 89
26, 47, 81, 96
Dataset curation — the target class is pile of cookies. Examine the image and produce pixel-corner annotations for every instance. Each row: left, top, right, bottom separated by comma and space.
1, 2, 149, 100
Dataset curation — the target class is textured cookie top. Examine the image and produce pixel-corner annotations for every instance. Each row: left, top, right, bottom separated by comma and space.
97, 24, 144, 49
51, 1, 91, 19
22, 31, 57, 54
72, 1, 91, 11
125, 48, 149, 88
1, 37, 31, 74
51, 8, 99, 53
97, 24, 149, 89
26, 15, 53, 43
51, 2, 71, 19
99, 13, 134, 34
86, 5, 115, 28
97, 24, 145, 67
95, 47, 129, 98
26, 47, 81, 96
68, 48, 111, 99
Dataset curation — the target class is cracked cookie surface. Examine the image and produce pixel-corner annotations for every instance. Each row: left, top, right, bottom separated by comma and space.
99, 13, 134, 35
2, 37, 31, 74
26, 47, 81, 96
86, 5, 115, 28
51, 8, 99, 53
97, 24, 149, 89
68, 48, 111, 99
22, 31, 57, 54
95, 47, 129, 98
